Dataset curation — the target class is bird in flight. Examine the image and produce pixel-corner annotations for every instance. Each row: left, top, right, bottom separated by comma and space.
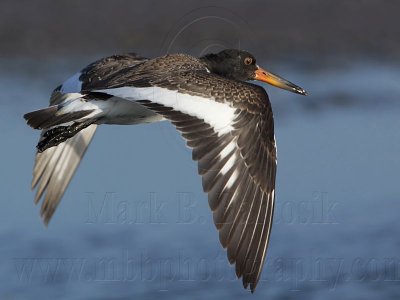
24, 49, 306, 292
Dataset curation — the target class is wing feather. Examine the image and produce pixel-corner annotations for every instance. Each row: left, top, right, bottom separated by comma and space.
32, 125, 97, 224
135, 94, 276, 292
97, 68, 276, 291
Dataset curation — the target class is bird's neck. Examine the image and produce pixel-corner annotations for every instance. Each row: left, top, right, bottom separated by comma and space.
199, 53, 227, 76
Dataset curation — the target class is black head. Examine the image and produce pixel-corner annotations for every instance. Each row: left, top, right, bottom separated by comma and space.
200, 49, 258, 81
200, 49, 307, 95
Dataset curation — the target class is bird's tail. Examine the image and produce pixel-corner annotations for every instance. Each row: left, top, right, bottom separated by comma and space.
24, 105, 94, 130
24, 97, 99, 152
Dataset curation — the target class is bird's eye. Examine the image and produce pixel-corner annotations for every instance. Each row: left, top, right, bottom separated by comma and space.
244, 57, 253, 65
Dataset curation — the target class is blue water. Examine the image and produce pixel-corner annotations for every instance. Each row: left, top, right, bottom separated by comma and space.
0, 59, 400, 299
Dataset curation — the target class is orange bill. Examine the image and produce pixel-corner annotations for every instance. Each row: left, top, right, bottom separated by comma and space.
255, 66, 307, 95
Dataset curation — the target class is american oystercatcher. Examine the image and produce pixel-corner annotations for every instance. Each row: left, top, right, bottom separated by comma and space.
24, 49, 306, 292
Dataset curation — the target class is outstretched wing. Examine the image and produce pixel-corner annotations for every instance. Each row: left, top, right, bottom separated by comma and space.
32, 125, 97, 224
96, 70, 277, 291
32, 53, 148, 224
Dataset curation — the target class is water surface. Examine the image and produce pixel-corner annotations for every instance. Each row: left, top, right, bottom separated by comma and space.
0, 59, 399, 300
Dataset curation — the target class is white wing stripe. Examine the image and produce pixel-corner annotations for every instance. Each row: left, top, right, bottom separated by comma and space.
226, 169, 239, 189
96, 87, 236, 135
220, 153, 237, 175
219, 140, 236, 159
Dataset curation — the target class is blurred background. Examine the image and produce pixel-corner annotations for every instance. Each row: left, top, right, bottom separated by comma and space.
1, 0, 400, 299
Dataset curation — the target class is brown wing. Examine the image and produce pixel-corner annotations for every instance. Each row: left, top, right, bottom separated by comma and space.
138, 95, 276, 292
32, 125, 97, 224
32, 53, 148, 224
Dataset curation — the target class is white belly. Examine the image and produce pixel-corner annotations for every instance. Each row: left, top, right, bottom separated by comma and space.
97, 97, 163, 125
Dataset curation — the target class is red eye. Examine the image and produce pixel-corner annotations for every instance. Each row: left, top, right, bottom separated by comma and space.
244, 57, 253, 65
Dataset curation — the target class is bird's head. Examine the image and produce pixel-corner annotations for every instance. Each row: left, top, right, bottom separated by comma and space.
200, 49, 307, 95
